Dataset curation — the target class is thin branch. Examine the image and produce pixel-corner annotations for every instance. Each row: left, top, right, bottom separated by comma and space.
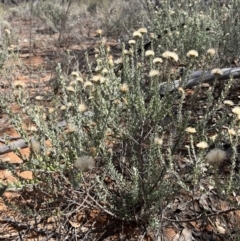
163, 207, 240, 223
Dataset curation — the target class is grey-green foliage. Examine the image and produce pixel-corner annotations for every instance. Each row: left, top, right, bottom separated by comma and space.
216, 0, 240, 65
32, 1, 67, 32
96, 0, 145, 38
145, 0, 220, 56
143, 0, 240, 66
0, 21, 11, 68
0, 49, 7, 68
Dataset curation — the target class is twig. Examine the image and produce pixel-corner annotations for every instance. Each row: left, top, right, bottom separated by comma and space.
163, 207, 240, 223
0, 136, 21, 143
0, 120, 67, 154
0, 218, 61, 237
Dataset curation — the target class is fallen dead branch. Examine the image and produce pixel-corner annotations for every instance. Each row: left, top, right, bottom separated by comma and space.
159, 67, 240, 95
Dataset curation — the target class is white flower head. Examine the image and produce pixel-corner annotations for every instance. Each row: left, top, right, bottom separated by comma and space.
114, 58, 123, 65
76, 77, 84, 83
232, 106, 240, 115
13, 81, 26, 89
153, 57, 163, 64
101, 68, 108, 75
178, 87, 185, 94
71, 71, 79, 77
162, 51, 179, 62
48, 108, 55, 114
35, 96, 44, 100
228, 128, 236, 136
211, 68, 223, 76
133, 31, 142, 38
60, 105, 66, 110
224, 100, 234, 106
66, 123, 78, 133
206, 48, 216, 57
128, 39, 136, 45
187, 50, 199, 58
5, 29, 11, 35
138, 27, 147, 34
96, 29, 103, 35
154, 137, 163, 145
108, 56, 114, 66
92, 75, 101, 83
209, 134, 218, 141
150, 33, 155, 39
84, 81, 93, 88
185, 127, 196, 134
66, 86, 75, 92
120, 83, 129, 93
78, 103, 87, 112
196, 141, 208, 149
149, 70, 160, 77
145, 50, 155, 57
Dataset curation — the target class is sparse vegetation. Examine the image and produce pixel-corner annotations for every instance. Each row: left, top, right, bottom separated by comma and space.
1, 0, 240, 240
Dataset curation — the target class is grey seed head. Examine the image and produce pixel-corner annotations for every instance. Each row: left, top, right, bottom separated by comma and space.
206, 148, 227, 167
29, 138, 41, 154
74, 155, 94, 172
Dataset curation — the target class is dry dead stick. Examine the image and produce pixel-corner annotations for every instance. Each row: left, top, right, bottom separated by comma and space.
0, 218, 60, 238
0, 139, 28, 154
0, 136, 21, 143
0, 121, 67, 154
159, 67, 240, 94
163, 207, 240, 223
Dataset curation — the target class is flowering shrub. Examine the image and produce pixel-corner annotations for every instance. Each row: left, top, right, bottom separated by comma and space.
1, 0, 240, 239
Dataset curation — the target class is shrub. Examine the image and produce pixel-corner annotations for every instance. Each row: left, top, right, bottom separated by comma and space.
1, 0, 240, 239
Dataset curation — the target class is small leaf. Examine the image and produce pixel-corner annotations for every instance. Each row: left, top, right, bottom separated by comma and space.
173, 228, 192, 241
69, 220, 81, 228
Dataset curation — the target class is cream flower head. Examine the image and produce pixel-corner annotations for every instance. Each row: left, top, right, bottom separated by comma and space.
206, 48, 216, 57
66, 86, 75, 92
145, 50, 155, 57
78, 103, 88, 112
196, 141, 208, 149
128, 39, 136, 45
211, 68, 223, 76
153, 57, 163, 64
223, 100, 234, 106
232, 106, 240, 115
13, 81, 26, 89
138, 27, 147, 34
133, 31, 142, 38
162, 51, 179, 62
96, 29, 103, 35
187, 50, 199, 58
154, 137, 163, 145
149, 70, 160, 77
185, 127, 196, 134
120, 83, 129, 93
